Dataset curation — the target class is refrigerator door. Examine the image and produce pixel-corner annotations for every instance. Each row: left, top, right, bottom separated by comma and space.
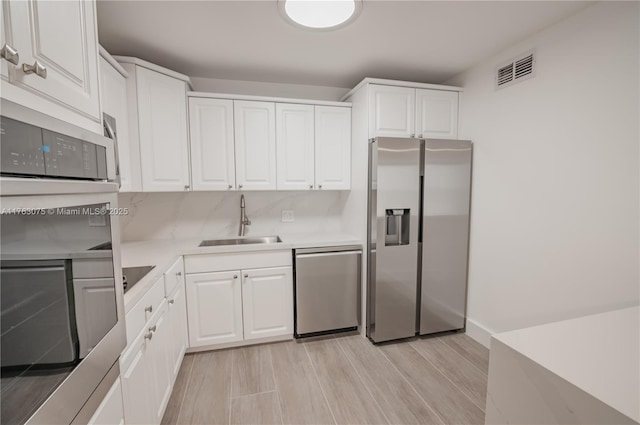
368, 137, 421, 343
420, 139, 472, 334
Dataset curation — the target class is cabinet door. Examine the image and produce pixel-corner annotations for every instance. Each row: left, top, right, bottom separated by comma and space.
369, 85, 415, 138
136, 66, 190, 192
99, 57, 135, 191
72, 278, 117, 358
234, 100, 276, 190
167, 281, 188, 379
185, 271, 243, 347
88, 378, 124, 425
146, 304, 173, 424
5, 0, 101, 122
242, 267, 293, 340
189, 97, 236, 191
315, 106, 351, 190
415, 89, 459, 139
120, 333, 153, 425
275, 103, 315, 190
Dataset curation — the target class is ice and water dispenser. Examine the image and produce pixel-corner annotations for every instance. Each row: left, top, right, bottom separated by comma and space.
385, 209, 410, 246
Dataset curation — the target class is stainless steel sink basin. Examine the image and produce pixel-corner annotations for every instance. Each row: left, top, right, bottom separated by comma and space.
199, 236, 282, 247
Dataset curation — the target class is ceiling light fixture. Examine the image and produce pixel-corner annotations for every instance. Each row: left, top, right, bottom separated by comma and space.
278, 0, 362, 31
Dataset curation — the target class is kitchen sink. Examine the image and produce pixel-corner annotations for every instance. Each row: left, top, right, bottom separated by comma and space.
199, 236, 282, 247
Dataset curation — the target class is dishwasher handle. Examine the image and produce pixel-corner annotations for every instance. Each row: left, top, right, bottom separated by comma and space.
296, 250, 362, 259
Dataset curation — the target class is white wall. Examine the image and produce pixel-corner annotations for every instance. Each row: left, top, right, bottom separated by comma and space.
446, 1, 639, 346
190, 77, 349, 101
118, 191, 347, 242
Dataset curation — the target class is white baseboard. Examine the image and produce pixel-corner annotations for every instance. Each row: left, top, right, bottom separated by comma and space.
465, 318, 494, 349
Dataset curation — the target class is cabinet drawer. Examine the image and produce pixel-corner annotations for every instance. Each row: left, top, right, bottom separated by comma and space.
125, 276, 165, 346
73, 258, 114, 278
164, 257, 184, 296
184, 250, 292, 274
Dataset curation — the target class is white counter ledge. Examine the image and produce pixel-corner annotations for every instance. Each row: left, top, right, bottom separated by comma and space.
486, 306, 640, 425
120, 233, 362, 311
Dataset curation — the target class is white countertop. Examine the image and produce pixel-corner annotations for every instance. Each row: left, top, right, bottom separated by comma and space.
121, 233, 362, 312
493, 306, 640, 423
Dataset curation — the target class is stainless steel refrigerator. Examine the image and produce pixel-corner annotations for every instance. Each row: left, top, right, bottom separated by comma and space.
367, 137, 472, 343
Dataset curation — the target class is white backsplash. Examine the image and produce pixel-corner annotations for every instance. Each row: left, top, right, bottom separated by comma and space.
118, 191, 348, 242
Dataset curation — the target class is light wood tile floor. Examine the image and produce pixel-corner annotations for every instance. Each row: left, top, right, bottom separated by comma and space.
162, 332, 489, 425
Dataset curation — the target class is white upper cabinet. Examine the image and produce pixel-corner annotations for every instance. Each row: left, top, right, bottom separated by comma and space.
315, 106, 351, 190
99, 55, 137, 192
189, 97, 236, 191
136, 66, 190, 192
276, 103, 315, 190
416, 89, 458, 139
4, 0, 101, 123
369, 85, 415, 138
185, 270, 244, 347
234, 100, 277, 190
241, 267, 293, 340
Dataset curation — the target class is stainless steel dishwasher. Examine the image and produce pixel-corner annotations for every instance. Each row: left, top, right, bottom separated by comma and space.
294, 245, 362, 338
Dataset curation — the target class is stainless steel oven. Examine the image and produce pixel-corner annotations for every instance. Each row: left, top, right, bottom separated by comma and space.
0, 100, 125, 425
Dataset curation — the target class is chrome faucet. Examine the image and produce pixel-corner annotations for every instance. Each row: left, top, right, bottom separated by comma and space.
239, 194, 251, 236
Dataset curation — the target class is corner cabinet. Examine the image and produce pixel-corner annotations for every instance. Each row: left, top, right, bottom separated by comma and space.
368, 84, 459, 139
184, 250, 293, 350
117, 57, 192, 192
1, 0, 102, 133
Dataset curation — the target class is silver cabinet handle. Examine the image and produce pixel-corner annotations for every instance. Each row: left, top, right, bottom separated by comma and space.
144, 332, 153, 340
318, 184, 322, 189
238, 184, 243, 189
233, 275, 238, 279
149, 325, 157, 333
168, 299, 175, 305
0, 44, 19, 65
144, 305, 153, 313
176, 271, 182, 277
228, 184, 232, 190
184, 185, 190, 190
410, 133, 415, 138
244, 274, 249, 278
23, 60, 47, 79
309, 185, 313, 189
418, 134, 423, 138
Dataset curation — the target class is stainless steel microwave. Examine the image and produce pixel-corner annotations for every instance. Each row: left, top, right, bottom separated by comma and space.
0, 101, 125, 424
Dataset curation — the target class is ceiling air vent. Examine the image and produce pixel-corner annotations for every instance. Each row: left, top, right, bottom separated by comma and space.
495, 50, 536, 89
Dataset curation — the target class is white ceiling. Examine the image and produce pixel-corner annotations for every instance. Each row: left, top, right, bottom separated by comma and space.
97, 1, 592, 88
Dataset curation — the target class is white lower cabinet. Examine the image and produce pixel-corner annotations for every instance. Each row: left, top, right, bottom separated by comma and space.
242, 267, 293, 340
185, 251, 293, 349
88, 378, 124, 425
185, 270, 244, 346
120, 259, 189, 425
121, 300, 172, 425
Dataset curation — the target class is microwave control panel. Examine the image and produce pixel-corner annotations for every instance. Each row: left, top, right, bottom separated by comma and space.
0, 116, 107, 180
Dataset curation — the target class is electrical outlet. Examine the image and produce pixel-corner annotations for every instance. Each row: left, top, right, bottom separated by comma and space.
281, 210, 294, 223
